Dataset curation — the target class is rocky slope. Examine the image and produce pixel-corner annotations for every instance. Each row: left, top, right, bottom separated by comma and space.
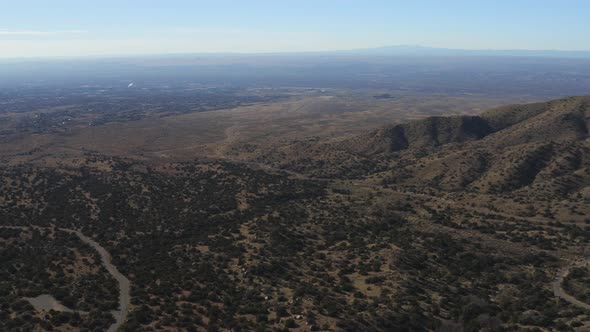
255, 96, 590, 198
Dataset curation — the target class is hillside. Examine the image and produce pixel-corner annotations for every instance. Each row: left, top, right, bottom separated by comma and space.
342, 96, 588, 154
338, 115, 494, 155
253, 97, 590, 195
381, 96, 590, 196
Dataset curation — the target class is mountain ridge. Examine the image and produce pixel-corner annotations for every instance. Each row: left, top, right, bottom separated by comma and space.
337, 96, 588, 153
336, 45, 590, 58
253, 96, 590, 196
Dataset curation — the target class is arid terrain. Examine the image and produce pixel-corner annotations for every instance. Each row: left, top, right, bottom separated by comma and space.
0, 88, 535, 163
4, 0, 590, 330
1, 75, 590, 331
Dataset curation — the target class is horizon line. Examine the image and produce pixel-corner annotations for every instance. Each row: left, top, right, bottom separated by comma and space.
2, 44, 590, 61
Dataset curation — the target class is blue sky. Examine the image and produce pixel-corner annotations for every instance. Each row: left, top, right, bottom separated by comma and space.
1, 0, 589, 57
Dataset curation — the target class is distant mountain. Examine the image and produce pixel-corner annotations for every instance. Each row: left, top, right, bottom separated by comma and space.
337, 45, 590, 58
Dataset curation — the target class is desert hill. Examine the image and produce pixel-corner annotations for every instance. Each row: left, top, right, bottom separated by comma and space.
252, 96, 590, 197
338, 115, 493, 155
390, 96, 590, 195
342, 96, 588, 155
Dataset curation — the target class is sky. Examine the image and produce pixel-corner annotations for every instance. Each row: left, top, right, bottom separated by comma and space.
1, 0, 589, 58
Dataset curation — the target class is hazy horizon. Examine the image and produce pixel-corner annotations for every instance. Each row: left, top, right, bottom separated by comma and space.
2, 0, 590, 58
2, 44, 590, 62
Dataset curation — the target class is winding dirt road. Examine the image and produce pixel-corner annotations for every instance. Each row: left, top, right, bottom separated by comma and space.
0, 226, 130, 332
552, 258, 590, 310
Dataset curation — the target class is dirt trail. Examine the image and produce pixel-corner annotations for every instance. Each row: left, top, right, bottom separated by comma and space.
552, 258, 590, 310
0, 226, 130, 332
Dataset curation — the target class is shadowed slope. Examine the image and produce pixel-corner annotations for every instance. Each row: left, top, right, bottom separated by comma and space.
255, 96, 590, 195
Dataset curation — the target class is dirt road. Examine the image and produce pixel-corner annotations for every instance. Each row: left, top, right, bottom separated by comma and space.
1, 225, 130, 332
